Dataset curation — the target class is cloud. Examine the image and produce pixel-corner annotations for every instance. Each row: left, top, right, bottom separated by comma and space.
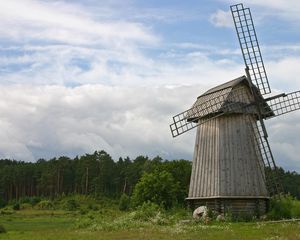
267, 113, 300, 172
267, 56, 300, 92
0, 0, 157, 47
223, 0, 300, 23
0, 0, 300, 174
1, 83, 300, 172
245, 0, 300, 20
0, 84, 201, 162
0, 43, 244, 86
209, 9, 233, 28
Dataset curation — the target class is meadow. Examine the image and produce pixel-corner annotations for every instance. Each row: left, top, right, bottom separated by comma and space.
0, 196, 300, 240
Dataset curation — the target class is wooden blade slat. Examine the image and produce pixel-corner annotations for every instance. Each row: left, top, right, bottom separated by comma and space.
231, 3, 271, 95
265, 90, 300, 118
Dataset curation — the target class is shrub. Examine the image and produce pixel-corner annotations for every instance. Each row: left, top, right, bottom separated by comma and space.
87, 204, 99, 211
20, 203, 32, 210
18, 197, 41, 206
0, 208, 14, 215
268, 195, 293, 220
131, 171, 179, 209
30, 197, 41, 206
0, 224, 6, 234
12, 202, 20, 211
119, 194, 130, 211
36, 200, 54, 210
291, 199, 300, 218
18, 197, 31, 204
79, 208, 88, 215
130, 201, 170, 225
133, 201, 161, 221
63, 199, 79, 211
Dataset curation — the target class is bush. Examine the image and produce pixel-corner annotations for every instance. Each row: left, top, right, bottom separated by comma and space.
18, 196, 41, 206
87, 203, 99, 211
30, 197, 41, 206
291, 199, 300, 218
12, 202, 20, 211
119, 194, 130, 211
268, 195, 293, 220
133, 201, 161, 221
18, 197, 31, 204
36, 200, 54, 210
131, 171, 179, 209
0, 224, 6, 234
20, 203, 32, 210
0, 207, 14, 215
79, 208, 88, 215
63, 199, 79, 211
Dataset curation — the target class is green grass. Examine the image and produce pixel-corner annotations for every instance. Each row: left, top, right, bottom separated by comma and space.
1, 209, 300, 240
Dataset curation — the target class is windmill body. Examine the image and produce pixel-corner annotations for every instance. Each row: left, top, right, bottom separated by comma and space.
186, 76, 270, 214
170, 3, 300, 215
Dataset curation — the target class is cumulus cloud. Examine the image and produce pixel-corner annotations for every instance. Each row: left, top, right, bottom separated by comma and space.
0, 84, 202, 161
0, 43, 244, 86
223, 0, 300, 23
267, 57, 300, 92
1, 84, 300, 172
246, 0, 300, 21
0, 0, 300, 173
0, 0, 157, 46
267, 113, 300, 172
209, 9, 233, 28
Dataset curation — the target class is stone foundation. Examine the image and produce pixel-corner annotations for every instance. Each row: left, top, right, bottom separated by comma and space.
187, 197, 269, 217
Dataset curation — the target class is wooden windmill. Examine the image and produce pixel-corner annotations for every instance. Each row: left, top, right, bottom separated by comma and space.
170, 3, 300, 215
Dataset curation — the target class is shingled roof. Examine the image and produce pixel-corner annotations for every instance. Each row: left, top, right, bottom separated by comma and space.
186, 76, 274, 122
201, 75, 247, 97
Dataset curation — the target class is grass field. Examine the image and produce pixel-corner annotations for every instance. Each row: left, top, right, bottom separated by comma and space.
1, 209, 300, 240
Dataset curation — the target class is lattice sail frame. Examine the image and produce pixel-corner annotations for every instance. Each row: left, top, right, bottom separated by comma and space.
249, 119, 283, 195
265, 91, 300, 118
170, 88, 300, 138
231, 3, 282, 195
170, 86, 255, 137
231, 3, 271, 95
170, 87, 300, 193
169, 3, 300, 196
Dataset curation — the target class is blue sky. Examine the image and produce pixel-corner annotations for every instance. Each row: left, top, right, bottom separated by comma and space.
0, 0, 300, 172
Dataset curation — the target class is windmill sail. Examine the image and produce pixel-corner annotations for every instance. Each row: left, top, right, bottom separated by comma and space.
250, 119, 283, 195
265, 90, 300, 118
170, 76, 272, 138
170, 87, 232, 137
168, 3, 299, 214
170, 84, 255, 137
231, 3, 271, 95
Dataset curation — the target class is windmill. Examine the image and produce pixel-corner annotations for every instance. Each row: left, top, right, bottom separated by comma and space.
170, 3, 300, 215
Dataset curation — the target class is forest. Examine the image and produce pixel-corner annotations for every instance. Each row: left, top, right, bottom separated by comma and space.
0, 150, 300, 205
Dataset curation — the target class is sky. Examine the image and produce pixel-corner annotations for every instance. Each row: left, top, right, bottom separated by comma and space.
0, 0, 300, 172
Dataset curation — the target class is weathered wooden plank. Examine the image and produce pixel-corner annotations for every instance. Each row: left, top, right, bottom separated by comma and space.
187, 80, 270, 214
189, 113, 268, 198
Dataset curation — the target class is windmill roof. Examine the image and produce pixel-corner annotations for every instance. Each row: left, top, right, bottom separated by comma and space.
186, 76, 274, 122
200, 75, 247, 97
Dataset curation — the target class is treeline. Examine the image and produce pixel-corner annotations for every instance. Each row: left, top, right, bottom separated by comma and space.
0, 150, 300, 203
276, 167, 300, 199
0, 150, 191, 203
